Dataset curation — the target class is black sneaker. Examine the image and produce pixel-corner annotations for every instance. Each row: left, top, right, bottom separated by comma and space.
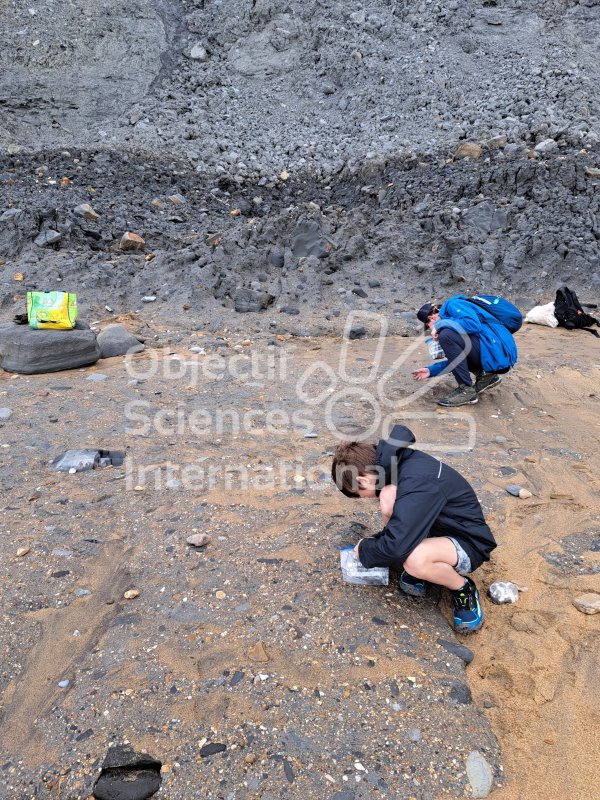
475, 372, 502, 395
399, 570, 427, 598
437, 384, 478, 407
451, 577, 484, 633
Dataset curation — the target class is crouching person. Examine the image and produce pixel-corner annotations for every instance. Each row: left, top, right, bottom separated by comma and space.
331, 425, 496, 633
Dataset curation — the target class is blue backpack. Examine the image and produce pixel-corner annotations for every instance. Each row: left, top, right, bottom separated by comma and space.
467, 295, 523, 333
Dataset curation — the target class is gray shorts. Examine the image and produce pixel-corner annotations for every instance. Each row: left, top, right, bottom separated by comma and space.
446, 537, 472, 576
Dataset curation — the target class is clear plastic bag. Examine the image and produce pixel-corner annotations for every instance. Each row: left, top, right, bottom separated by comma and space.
339, 546, 389, 585
425, 336, 445, 360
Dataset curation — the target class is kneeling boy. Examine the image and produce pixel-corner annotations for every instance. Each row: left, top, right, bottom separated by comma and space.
331, 425, 496, 632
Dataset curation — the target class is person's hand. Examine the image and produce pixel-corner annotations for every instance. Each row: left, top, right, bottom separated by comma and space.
412, 367, 430, 381
431, 326, 439, 341
354, 539, 363, 558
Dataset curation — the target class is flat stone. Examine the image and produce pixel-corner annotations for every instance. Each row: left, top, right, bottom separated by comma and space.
199, 743, 226, 757
437, 638, 475, 664
97, 324, 145, 358
0, 407, 12, 420
506, 484, 521, 497
53, 449, 100, 472
573, 593, 600, 615
34, 229, 61, 247
248, 641, 271, 662
0, 322, 100, 374
518, 488, 532, 499
466, 750, 493, 798
87, 373, 108, 381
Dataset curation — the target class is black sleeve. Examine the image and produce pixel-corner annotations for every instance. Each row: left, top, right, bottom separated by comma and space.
358, 481, 447, 569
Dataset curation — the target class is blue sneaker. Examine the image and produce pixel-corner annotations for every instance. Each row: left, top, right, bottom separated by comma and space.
451, 577, 484, 633
399, 570, 427, 598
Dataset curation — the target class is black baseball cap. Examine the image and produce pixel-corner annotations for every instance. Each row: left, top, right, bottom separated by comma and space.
417, 302, 438, 330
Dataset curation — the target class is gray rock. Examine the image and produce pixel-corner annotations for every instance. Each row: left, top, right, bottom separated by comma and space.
97, 324, 145, 358
461, 201, 508, 233
190, 43, 207, 61
34, 229, 62, 247
87, 373, 108, 381
506, 484, 521, 497
0, 208, 22, 220
466, 750, 494, 798
488, 581, 519, 604
0, 407, 12, 420
535, 138, 558, 154
142, 295, 157, 303
0, 322, 100, 374
449, 683, 472, 704
573, 593, 600, 615
437, 638, 475, 665
347, 325, 368, 340
234, 288, 275, 313
53, 449, 100, 472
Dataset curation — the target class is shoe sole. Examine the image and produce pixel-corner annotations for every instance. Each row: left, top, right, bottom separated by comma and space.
437, 396, 478, 407
454, 621, 483, 633
476, 376, 502, 395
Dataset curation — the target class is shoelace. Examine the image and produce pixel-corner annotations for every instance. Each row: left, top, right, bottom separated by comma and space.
453, 590, 475, 610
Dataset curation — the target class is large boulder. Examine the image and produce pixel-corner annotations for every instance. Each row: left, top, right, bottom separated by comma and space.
233, 287, 275, 313
97, 324, 145, 358
0, 322, 100, 374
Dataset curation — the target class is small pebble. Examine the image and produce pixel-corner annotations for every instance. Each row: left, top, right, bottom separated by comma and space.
215, 590, 226, 599
506, 484, 521, 496
518, 488, 532, 499
124, 589, 140, 599
186, 533, 210, 547
58, 679, 70, 688
0, 408, 13, 420
16, 547, 30, 557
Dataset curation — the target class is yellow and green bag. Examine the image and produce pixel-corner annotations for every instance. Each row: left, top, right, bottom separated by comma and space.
27, 291, 78, 330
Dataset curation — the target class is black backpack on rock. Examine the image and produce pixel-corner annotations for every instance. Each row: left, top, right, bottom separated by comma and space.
554, 286, 599, 337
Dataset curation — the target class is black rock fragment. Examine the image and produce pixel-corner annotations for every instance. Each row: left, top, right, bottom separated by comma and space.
199, 742, 227, 757
437, 638, 475, 665
93, 744, 161, 800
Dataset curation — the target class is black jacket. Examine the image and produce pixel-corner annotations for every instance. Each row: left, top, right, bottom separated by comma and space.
358, 425, 496, 572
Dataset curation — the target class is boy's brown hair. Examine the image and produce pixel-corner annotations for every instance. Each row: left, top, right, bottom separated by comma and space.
331, 440, 377, 498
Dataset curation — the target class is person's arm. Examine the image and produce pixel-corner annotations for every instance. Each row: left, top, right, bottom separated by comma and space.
357, 480, 447, 568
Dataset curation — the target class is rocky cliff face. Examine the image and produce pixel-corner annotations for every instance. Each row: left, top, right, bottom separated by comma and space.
1, 0, 599, 331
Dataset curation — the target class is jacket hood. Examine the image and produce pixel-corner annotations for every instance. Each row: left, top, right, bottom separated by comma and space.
375, 425, 416, 486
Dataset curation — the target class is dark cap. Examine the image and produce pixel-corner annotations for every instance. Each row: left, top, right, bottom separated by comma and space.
417, 302, 436, 330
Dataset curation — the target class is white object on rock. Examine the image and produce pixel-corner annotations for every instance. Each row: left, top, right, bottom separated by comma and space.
524, 302, 558, 327
488, 581, 519, 605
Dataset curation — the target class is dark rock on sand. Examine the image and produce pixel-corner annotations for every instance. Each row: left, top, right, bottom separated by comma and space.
0, 322, 100, 374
